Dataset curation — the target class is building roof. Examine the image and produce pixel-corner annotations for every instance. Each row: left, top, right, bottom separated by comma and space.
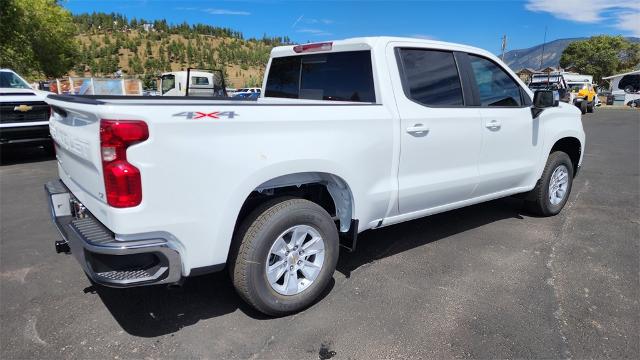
539, 66, 561, 73
516, 68, 536, 74
602, 69, 640, 80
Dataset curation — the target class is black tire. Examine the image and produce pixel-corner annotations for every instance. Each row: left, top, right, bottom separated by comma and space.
525, 151, 574, 216
587, 101, 594, 113
229, 197, 339, 316
579, 100, 587, 114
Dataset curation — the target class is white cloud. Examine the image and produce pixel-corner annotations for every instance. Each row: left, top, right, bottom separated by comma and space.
297, 28, 333, 37
291, 15, 334, 31
525, 0, 640, 36
204, 8, 251, 16
615, 11, 640, 36
306, 18, 334, 25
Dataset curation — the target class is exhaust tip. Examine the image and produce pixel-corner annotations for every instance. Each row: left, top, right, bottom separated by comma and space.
55, 240, 70, 254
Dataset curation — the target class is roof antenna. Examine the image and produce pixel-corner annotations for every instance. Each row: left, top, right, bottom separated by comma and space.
539, 26, 547, 70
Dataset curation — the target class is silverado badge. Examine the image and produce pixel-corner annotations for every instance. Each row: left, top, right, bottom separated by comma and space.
14, 104, 33, 112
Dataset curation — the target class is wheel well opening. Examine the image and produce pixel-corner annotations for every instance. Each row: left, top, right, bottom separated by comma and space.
235, 183, 338, 232
551, 137, 581, 175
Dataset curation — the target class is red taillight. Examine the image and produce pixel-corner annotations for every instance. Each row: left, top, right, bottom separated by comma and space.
100, 120, 149, 208
293, 42, 333, 53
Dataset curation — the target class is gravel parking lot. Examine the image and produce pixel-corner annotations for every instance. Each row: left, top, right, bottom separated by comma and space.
1, 110, 638, 359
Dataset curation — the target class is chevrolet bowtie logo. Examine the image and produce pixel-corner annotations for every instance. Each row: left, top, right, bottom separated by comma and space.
14, 104, 33, 112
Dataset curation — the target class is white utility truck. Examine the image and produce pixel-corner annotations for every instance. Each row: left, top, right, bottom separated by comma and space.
44, 37, 585, 315
160, 69, 227, 97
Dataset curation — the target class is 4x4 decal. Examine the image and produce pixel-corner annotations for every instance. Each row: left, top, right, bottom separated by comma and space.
173, 111, 237, 119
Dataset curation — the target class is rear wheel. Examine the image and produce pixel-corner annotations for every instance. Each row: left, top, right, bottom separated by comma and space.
587, 100, 594, 113
229, 198, 339, 316
525, 151, 574, 216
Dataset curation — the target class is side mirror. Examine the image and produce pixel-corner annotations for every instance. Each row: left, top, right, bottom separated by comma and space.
533, 90, 559, 108
531, 90, 559, 118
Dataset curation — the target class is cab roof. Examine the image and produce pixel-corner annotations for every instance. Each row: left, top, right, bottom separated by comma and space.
270, 36, 494, 60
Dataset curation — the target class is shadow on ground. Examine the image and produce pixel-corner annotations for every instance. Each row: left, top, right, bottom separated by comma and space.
93, 272, 243, 337
0, 143, 55, 166
94, 271, 336, 337
337, 197, 527, 277
94, 197, 527, 337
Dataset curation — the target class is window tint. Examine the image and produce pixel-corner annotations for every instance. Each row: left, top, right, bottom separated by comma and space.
265, 50, 375, 102
192, 76, 209, 85
161, 74, 175, 94
398, 49, 463, 106
0, 72, 31, 89
618, 74, 639, 92
264, 57, 299, 98
468, 55, 522, 107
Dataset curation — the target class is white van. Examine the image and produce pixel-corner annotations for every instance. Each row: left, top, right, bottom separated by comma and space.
160, 69, 226, 97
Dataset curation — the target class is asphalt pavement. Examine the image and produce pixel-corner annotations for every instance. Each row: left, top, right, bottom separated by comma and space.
1, 110, 638, 359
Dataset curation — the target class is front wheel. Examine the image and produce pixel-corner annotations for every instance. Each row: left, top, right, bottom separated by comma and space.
587, 100, 594, 113
579, 100, 587, 114
525, 151, 574, 216
229, 198, 339, 316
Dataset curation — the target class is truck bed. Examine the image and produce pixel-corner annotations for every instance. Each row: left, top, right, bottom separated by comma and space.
47, 94, 376, 106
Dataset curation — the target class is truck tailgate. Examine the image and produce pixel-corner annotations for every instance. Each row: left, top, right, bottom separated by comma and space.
47, 98, 106, 213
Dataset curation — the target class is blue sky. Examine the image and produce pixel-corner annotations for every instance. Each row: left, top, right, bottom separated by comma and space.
64, 0, 640, 54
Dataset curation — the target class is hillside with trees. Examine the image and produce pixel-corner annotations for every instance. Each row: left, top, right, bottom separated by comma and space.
71, 12, 292, 88
1, 0, 291, 88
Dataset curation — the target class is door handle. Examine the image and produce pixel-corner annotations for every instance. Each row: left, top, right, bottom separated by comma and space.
406, 123, 429, 135
485, 120, 501, 130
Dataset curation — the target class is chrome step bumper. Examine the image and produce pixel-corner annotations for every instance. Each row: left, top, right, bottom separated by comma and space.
44, 180, 182, 287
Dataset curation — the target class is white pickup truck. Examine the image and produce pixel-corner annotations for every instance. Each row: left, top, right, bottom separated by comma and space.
1, 69, 52, 149
44, 37, 585, 316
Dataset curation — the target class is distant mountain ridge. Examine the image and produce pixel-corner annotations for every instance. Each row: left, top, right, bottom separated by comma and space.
503, 37, 640, 71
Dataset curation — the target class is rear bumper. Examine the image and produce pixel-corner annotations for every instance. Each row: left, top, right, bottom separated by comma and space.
44, 179, 182, 287
0, 124, 51, 145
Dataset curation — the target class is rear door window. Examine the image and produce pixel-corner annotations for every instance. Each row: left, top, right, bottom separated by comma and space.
265, 50, 376, 102
396, 49, 464, 106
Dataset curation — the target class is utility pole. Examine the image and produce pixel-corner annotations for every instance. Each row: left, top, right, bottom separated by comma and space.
539, 26, 547, 70
501, 35, 507, 61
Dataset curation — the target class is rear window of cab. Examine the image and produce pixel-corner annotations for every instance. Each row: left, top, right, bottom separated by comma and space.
264, 50, 376, 102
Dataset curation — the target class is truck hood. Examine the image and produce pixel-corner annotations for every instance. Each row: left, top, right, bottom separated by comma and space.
0, 87, 48, 101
